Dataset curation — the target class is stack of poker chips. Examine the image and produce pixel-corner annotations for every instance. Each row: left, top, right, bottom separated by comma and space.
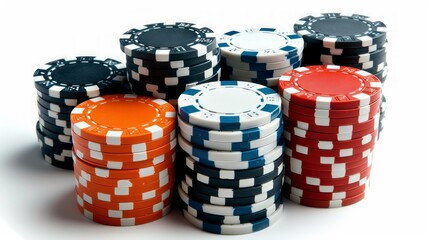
70, 94, 177, 226
176, 81, 284, 235
218, 28, 304, 88
294, 13, 388, 139
33, 56, 126, 169
278, 65, 382, 208
119, 22, 221, 106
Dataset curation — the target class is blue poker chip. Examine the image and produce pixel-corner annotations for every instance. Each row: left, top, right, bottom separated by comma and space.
39, 147, 73, 170
304, 40, 386, 56
178, 81, 281, 130
36, 90, 82, 107
120, 22, 217, 61
178, 113, 282, 143
180, 123, 282, 151
294, 13, 387, 48
177, 184, 281, 215
303, 47, 387, 66
180, 195, 282, 224
185, 153, 283, 180
38, 109, 71, 128
183, 169, 284, 198
179, 179, 281, 206
178, 134, 280, 162
218, 28, 304, 63
183, 162, 284, 188
33, 56, 126, 99
187, 143, 284, 170
181, 201, 283, 235
36, 121, 73, 149
38, 117, 71, 135
37, 102, 70, 121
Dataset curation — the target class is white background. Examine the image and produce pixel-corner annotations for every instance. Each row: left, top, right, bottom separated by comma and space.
0, 0, 428, 239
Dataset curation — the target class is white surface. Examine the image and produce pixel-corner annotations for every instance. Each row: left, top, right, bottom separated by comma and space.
0, 0, 428, 239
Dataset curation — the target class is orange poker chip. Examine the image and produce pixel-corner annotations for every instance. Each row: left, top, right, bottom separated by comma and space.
71, 129, 176, 154
77, 203, 171, 226
74, 164, 174, 190
76, 193, 171, 218
75, 184, 172, 210
72, 151, 174, 179
74, 148, 176, 170
70, 94, 177, 145
73, 137, 177, 163
75, 175, 175, 202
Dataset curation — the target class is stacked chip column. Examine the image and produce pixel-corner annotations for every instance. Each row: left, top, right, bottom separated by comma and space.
294, 13, 388, 139
278, 65, 382, 208
33, 56, 126, 169
176, 81, 284, 235
119, 22, 221, 107
70, 94, 177, 226
218, 29, 304, 88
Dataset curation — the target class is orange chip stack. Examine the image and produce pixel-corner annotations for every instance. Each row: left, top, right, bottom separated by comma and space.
70, 94, 177, 226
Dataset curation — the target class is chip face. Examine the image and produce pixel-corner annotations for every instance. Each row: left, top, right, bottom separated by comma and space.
33, 56, 126, 99
218, 28, 304, 63
70, 94, 177, 144
119, 22, 217, 61
178, 81, 281, 131
294, 13, 387, 48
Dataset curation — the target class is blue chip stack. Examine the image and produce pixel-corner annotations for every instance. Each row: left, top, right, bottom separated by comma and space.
218, 28, 304, 89
176, 81, 284, 235
33, 56, 127, 169
119, 22, 221, 107
294, 13, 388, 139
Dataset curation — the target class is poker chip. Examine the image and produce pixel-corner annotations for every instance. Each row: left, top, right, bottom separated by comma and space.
218, 28, 304, 87
278, 64, 381, 208
295, 13, 389, 85
176, 80, 283, 234
33, 56, 127, 169
119, 22, 220, 106
70, 94, 176, 226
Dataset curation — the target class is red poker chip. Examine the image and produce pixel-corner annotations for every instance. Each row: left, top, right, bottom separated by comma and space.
283, 182, 368, 201
284, 123, 378, 141
283, 154, 372, 172
285, 146, 372, 164
284, 174, 369, 193
283, 113, 380, 134
282, 110, 379, 126
285, 189, 366, 208
283, 129, 378, 150
278, 65, 382, 110
282, 96, 381, 119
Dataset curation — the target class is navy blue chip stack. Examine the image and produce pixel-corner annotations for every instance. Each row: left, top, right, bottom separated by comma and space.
294, 13, 388, 139
119, 22, 221, 107
218, 28, 304, 89
33, 56, 126, 169
176, 81, 284, 235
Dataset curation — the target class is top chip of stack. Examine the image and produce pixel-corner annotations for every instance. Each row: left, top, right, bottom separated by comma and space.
33, 56, 127, 169
278, 65, 382, 208
119, 22, 221, 106
294, 13, 388, 85
70, 94, 177, 226
177, 81, 284, 235
218, 28, 304, 88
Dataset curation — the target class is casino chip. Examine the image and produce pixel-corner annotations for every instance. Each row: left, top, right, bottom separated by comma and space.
294, 13, 389, 85
177, 81, 283, 234
33, 56, 127, 169
278, 65, 382, 208
70, 94, 177, 226
218, 28, 304, 88
119, 22, 221, 106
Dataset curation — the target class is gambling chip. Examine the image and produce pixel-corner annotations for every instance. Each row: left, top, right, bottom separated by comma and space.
119, 22, 221, 106
177, 81, 283, 234
33, 56, 127, 169
278, 65, 382, 208
218, 28, 304, 88
294, 13, 388, 85
70, 94, 177, 226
